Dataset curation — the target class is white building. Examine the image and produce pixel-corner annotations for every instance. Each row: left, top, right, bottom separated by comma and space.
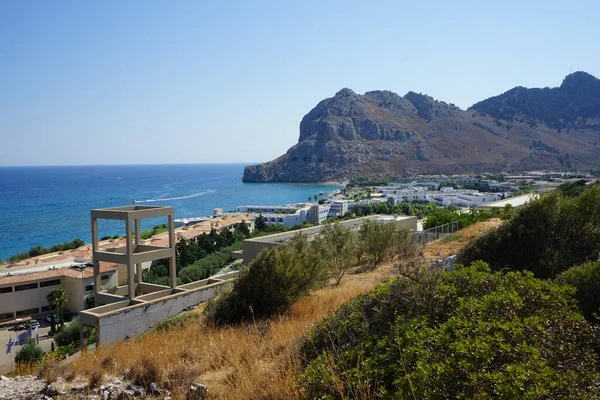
0, 258, 118, 323
238, 204, 314, 227
237, 200, 350, 228
387, 187, 430, 204
387, 187, 503, 208
328, 200, 349, 217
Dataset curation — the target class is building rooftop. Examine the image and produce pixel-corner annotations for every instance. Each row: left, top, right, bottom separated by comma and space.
479, 194, 540, 209
0, 215, 254, 269
0, 262, 116, 285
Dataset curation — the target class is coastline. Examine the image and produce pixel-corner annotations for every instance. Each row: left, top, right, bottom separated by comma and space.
0, 164, 341, 261
321, 180, 349, 186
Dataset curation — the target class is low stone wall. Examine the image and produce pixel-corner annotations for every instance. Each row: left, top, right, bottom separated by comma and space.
80, 272, 238, 344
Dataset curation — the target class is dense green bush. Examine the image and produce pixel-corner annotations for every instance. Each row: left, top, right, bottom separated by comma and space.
556, 259, 600, 322
53, 318, 81, 347
178, 244, 240, 284
299, 263, 600, 399
457, 186, 600, 278
15, 338, 44, 364
176, 222, 250, 267
423, 207, 491, 230
205, 234, 329, 324
143, 222, 250, 285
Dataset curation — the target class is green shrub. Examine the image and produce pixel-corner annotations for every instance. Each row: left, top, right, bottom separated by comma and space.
423, 207, 491, 230
178, 249, 233, 283
457, 186, 600, 278
299, 263, 600, 399
54, 342, 79, 358
556, 259, 600, 322
205, 234, 329, 324
314, 223, 357, 285
357, 220, 397, 266
53, 318, 81, 347
15, 338, 44, 364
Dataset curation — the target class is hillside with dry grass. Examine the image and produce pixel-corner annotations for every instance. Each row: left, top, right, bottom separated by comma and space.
29, 220, 499, 399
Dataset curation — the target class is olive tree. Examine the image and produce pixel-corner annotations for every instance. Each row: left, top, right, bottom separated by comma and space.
315, 223, 357, 285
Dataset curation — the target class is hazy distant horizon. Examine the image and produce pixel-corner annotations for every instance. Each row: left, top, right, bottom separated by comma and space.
2, 0, 599, 167
0, 161, 261, 168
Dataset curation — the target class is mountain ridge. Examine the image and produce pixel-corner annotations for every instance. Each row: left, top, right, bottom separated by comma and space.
243, 72, 600, 182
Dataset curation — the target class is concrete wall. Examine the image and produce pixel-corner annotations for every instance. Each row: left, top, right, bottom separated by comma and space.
0, 279, 62, 319
63, 276, 93, 313
242, 241, 282, 266
64, 270, 117, 313
242, 215, 418, 265
93, 277, 236, 344
80, 271, 239, 344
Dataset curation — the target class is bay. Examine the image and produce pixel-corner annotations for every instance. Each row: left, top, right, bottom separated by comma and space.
0, 164, 340, 260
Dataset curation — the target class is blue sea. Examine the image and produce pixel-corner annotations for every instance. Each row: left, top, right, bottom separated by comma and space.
0, 164, 340, 260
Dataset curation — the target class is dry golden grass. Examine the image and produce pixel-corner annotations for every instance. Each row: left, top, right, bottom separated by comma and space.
423, 218, 501, 260
61, 265, 395, 400
55, 220, 497, 399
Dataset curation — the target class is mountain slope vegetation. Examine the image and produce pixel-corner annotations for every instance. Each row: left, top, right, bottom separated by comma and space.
244, 72, 600, 182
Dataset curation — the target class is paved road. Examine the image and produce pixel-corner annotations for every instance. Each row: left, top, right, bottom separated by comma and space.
0, 322, 54, 375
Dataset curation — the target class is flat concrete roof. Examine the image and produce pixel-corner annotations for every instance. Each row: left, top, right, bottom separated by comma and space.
479, 194, 540, 209
245, 214, 417, 245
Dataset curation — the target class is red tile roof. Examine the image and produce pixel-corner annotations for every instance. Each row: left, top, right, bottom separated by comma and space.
0, 264, 117, 286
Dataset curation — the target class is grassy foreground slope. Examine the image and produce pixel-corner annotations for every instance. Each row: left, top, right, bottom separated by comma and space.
300, 263, 600, 399
42, 204, 600, 400
43, 222, 493, 399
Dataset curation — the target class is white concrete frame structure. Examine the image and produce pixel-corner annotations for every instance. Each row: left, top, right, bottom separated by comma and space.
91, 205, 176, 302
83, 205, 241, 345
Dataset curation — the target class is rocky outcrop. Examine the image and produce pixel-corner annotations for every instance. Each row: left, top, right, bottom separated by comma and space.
0, 374, 177, 400
470, 71, 600, 130
243, 73, 600, 182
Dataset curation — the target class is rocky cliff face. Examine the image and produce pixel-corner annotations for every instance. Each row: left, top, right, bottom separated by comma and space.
243, 73, 600, 182
470, 71, 600, 130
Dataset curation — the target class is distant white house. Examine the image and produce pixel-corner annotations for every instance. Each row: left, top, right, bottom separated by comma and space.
236, 200, 350, 228
386, 187, 503, 208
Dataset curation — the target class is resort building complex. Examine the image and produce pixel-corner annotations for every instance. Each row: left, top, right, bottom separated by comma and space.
0, 258, 117, 323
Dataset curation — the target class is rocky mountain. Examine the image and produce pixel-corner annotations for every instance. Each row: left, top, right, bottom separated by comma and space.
243, 72, 600, 182
470, 71, 600, 130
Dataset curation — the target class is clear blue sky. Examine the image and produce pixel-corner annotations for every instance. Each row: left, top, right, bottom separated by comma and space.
1, 0, 598, 166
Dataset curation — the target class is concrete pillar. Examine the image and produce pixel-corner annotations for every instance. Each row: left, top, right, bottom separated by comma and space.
168, 214, 176, 289
126, 217, 135, 300
134, 219, 142, 283
91, 216, 100, 305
